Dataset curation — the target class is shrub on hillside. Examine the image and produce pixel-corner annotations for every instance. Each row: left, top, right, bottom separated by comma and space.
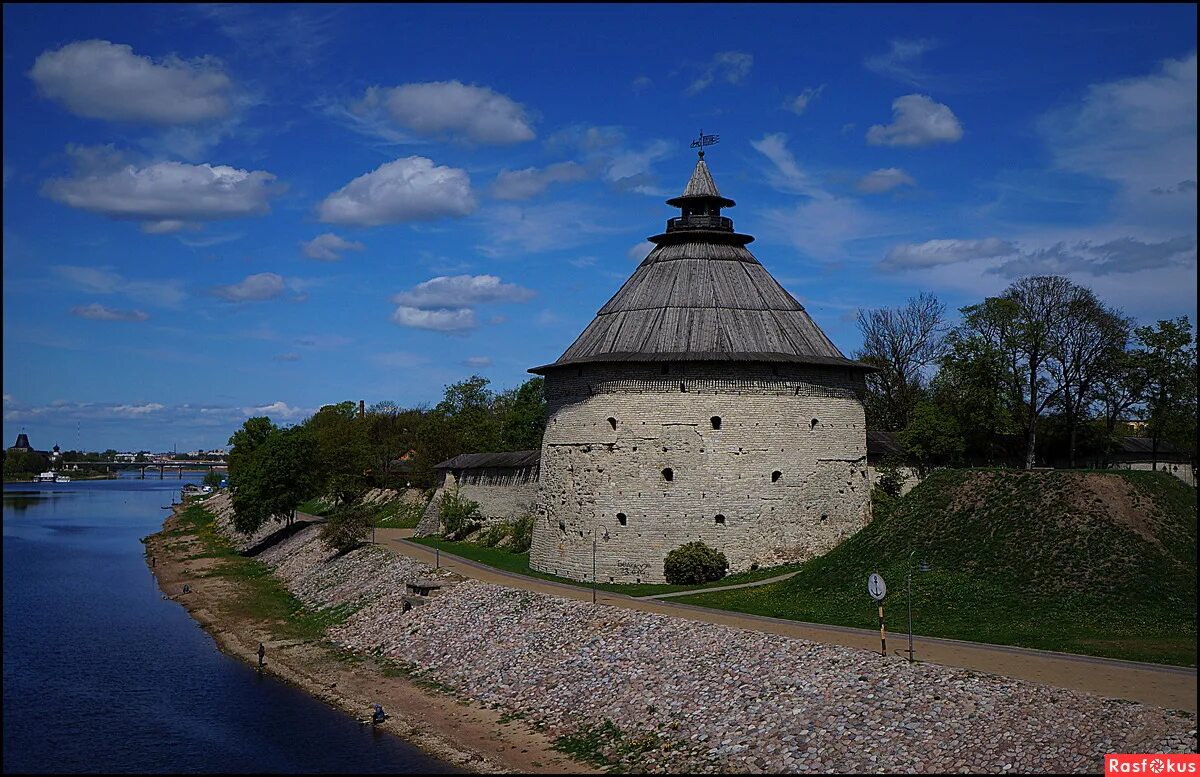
664, 541, 728, 585
320, 503, 374, 554
875, 455, 907, 498
439, 488, 481, 540
510, 514, 534, 553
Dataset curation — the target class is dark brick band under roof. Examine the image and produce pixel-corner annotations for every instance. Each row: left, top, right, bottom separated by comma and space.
434, 450, 540, 470
530, 156, 874, 376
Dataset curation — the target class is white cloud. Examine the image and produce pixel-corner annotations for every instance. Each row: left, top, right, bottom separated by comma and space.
352, 81, 535, 144
605, 140, 673, 194
272, 353, 301, 362
53, 265, 186, 308
867, 94, 963, 147
761, 197, 874, 262
685, 51, 753, 95
300, 232, 365, 261
1038, 52, 1196, 224
882, 238, 1017, 270
856, 167, 917, 194
464, 356, 492, 367
543, 125, 673, 196
785, 85, 825, 115
628, 241, 655, 262
110, 402, 165, 416
316, 156, 475, 226
479, 201, 626, 256
389, 274, 534, 332
391, 306, 476, 332
632, 75, 652, 92
244, 401, 308, 420
29, 40, 232, 125
43, 149, 278, 227
391, 274, 535, 309
141, 220, 186, 234
863, 39, 937, 87
70, 303, 149, 322
750, 133, 831, 199
991, 235, 1196, 278
212, 272, 286, 302
490, 161, 589, 200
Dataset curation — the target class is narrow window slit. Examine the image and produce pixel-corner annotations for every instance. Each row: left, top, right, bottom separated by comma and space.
662, 468, 673, 482
711, 416, 722, 430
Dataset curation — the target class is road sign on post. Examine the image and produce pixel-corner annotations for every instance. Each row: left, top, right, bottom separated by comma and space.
868, 572, 887, 657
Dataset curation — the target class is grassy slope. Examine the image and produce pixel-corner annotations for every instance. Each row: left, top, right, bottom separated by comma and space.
407, 536, 800, 598
678, 469, 1197, 666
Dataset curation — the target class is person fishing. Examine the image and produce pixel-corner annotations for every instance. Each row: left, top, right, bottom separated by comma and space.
257, 642, 266, 668
371, 704, 386, 725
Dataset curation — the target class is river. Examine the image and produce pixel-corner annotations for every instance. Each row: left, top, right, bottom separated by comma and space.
2, 475, 456, 773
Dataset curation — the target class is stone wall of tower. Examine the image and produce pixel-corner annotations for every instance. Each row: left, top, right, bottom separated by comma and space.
530, 362, 871, 584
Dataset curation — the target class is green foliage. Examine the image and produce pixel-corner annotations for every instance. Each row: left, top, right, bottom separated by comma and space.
553, 719, 662, 771
3, 449, 47, 477
202, 470, 223, 489
898, 401, 965, 472
306, 401, 371, 504
1133, 317, 1197, 461
510, 514, 534, 553
319, 503, 374, 555
227, 416, 276, 482
230, 426, 318, 535
373, 499, 424, 529
499, 377, 547, 451
477, 523, 510, 548
439, 488, 482, 539
873, 455, 907, 498
663, 541, 729, 585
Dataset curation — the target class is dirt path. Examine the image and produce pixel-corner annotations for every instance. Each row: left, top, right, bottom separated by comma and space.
146, 509, 593, 775
374, 527, 1197, 713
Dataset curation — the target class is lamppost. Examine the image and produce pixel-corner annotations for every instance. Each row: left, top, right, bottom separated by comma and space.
906, 550, 931, 663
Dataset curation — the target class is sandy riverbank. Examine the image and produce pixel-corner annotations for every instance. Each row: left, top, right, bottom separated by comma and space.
144, 503, 590, 774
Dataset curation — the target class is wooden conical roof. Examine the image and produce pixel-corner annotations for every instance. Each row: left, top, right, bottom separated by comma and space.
530, 157, 871, 374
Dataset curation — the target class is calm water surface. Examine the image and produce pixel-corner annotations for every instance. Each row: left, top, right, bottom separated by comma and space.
2, 476, 456, 773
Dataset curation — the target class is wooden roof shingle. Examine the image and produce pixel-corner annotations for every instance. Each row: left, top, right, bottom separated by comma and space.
530, 157, 873, 375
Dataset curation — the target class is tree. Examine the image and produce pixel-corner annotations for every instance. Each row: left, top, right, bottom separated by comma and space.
854, 292, 946, 431
960, 276, 1089, 470
898, 400, 966, 474
1045, 290, 1131, 467
305, 402, 370, 504
1132, 317, 1197, 469
932, 327, 1018, 465
227, 416, 276, 484
3, 449, 47, 477
499, 377, 547, 451
319, 503, 374, 554
230, 426, 318, 535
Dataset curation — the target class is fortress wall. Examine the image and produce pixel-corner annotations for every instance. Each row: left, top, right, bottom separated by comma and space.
531, 363, 870, 583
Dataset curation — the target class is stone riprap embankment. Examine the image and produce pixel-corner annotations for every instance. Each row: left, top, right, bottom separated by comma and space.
226, 519, 1195, 773
256, 525, 441, 610
205, 491, 297, 553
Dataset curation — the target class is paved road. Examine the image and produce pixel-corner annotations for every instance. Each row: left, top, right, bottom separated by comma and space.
365, 526, 1197, 712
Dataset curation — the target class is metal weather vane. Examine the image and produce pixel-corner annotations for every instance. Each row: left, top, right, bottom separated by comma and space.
690, 130, 719, 158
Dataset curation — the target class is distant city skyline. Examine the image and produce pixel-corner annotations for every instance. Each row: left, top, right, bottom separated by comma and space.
3, 4, 1196, 451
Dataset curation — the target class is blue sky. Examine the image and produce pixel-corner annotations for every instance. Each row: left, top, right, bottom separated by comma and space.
3, 3, 1196, 453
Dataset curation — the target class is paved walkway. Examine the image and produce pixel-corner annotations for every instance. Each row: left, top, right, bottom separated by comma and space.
358, 525, 1196, 712
638, 569, 801, 599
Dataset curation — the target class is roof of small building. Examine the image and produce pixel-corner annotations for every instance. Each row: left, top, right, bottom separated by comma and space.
1113, 437, 1185, 456
530, 155, 872, 375
434, 450, 541, 470
12, 433, 31, 449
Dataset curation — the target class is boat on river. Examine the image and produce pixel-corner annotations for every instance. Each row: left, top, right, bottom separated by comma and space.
33, 471, 57, 483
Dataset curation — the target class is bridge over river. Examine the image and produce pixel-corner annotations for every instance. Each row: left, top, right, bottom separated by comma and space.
60, 461, 228, 479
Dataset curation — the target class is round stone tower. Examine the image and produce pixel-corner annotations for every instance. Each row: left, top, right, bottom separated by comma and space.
528, 152, 874, 584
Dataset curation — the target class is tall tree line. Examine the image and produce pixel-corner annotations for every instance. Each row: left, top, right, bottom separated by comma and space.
855, 275, 1197, 472
225, 375, 546, 535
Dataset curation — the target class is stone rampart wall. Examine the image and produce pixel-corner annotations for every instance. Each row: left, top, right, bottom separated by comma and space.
415, 466, 539, 536
532, 364, 870, 583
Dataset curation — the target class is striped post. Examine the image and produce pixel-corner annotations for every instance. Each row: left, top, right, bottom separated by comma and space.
878, 605, 886, 657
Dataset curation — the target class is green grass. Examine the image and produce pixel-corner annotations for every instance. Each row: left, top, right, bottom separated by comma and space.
168, 504, 357, 641
407, 536, 800, 598
372, 499, 424, 529
553, 719, 662, 773
297, 498, 335, 517
677, 469, 1197, 666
